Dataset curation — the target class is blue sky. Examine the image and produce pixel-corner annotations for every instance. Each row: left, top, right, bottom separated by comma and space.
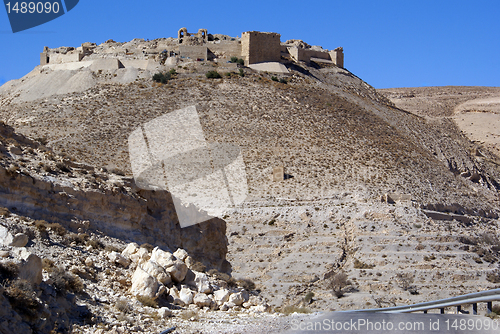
1, 0, 499, 88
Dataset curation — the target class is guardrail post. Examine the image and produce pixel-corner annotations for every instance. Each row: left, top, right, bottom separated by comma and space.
487, 302, 492, 314
457, 305, 461, 314
473, 303, 477, 315
440, 308, 445, 314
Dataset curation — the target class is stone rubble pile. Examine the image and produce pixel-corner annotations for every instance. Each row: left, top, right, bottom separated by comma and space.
122, 242, 269, 313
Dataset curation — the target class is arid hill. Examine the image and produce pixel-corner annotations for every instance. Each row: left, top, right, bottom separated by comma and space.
0, 39, 500, 333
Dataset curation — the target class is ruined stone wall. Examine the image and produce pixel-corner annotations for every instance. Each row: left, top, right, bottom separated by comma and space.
42, 51, 83, 65
241, 31, 281, 65
286, 46, 309, 63
330, 48, 344, 68
179, 46, 208, 60
304, 49, 331, 61
208, 42, 242, 60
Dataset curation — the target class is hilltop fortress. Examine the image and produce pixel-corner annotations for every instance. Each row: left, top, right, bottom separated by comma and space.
39, 28, 344, 73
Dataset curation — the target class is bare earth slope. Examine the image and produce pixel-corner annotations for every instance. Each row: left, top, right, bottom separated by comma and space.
379, 86, 500, 159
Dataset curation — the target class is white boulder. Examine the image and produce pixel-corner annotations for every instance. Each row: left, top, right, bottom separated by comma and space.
193, 293, 212, 308
213, 288, 230, 305
121, 242, 139, 259
165, 260, 188, 283
130, 266, 159, 298
229, 291, 247, 306
173, 248, 188, 261
142, 260, 171, 285
19, 252, 42, 285
179, 286, 194, 305
194, 271, 212, 294
108, 251, 130, 267
158, 307, 172, 318
11, 233, 29, 247
151, 247, 176, 268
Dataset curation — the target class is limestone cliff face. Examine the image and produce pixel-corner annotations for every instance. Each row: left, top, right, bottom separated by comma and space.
0, 123, 228, 270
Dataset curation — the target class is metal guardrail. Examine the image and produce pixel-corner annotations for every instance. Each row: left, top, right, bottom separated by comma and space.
350, 289, 500, 314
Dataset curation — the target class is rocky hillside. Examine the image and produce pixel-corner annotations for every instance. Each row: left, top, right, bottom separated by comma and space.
0, 37, 500, 333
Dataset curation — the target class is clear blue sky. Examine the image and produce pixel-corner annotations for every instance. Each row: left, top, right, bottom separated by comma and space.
1, 0, 499, 88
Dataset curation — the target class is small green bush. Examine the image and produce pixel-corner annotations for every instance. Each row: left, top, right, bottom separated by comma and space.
271, 76, 278, 82
237, 58, 244, 65
230, 56, 238, 63
304, 292, 314, 304
238, 68, 245, 77
152, 72, 171, 84
279, 78, 288, 84
169, 68, 177, 75
206, 71, 222, 79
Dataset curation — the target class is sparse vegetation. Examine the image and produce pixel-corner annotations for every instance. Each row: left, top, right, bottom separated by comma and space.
50, 266, 84, 294
281, 305, 312, 315
230, 57, 244, 65
304, 291, 314, 304
328, 271, 351, 298
116, 298, 132, 313
0, 207, 11, 217
396, 273, 416, 293
0, 261, 19, 279
271, 76, 278, 82
353, 259, 375, 269
136, 295, 158, 308
487, 270, 500, 283
4, 279, 41, 320
206, 70, 222, 79
237, 278, 256, 291
152, 72, 171, 84
424, 255, 436, 261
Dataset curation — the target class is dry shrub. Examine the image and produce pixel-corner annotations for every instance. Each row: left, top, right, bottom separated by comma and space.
328, 271, 351, 298
48, 223, 66, 236
116, 298, 132, 313
396, 273, 415, 291
0, 261, 19, 279
281, 305, 311, 315
66, 233, 89, 245
104, 244, 123, 253
190, 261, 206, 273
353, 259, 375, 269
4, 279, 41, 320
42, 258, 55, 271
179, 309, 199, 321
87, 239, 104, 250
487, 270, 500, 283
50, 266, 84, 294
139, 243, 154, 252
0, 207, 10, 217
237, 278, 256, 291
136, 295, 158, 308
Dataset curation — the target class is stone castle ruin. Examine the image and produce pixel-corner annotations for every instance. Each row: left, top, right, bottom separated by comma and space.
39, 29, 344, 73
